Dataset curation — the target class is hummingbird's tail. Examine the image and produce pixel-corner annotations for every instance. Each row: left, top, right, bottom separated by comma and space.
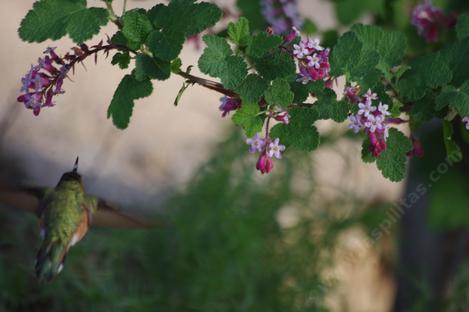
35, 239, 67, 283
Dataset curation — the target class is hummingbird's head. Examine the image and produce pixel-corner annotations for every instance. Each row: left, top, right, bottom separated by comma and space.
58, 157, 82, 185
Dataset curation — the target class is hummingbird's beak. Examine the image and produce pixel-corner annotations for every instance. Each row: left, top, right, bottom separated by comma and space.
73, 157, 79, 173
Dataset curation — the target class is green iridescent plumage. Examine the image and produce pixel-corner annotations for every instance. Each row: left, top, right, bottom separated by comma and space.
35, 159, 97, 282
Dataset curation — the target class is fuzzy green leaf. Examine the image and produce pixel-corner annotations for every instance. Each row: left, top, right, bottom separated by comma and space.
146, 30, 185, 61
220, 56, 248, 90
313, 93, 349, 122
236, 74, 268, 103
227, 17, 251, 46
264, 79, 294, 108
253, 51, 296, 81
149, 0, 222, 37
246, 33, 282, 58
19, 0, 109, 43
232, 102, 264, 137
398, 52, 452, 101
107, 75, 153, 129
122, 9, 153, 45
376, 128, 412, 182
111, 52, 130, 69
134, 54, 171, 81
198, 35, 232, 77
269, 108, 320, 151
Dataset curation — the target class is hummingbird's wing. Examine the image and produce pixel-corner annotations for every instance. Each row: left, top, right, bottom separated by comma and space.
93, 199, 153, 228
0, 183, 154, 228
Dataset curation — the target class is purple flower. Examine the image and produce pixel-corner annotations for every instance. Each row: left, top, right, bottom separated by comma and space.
261, 0, 303, 34
348, 115, 363, 133
411, 0, 456, 43
344, 82, 361, 103
219, 96, 241, 117
267, 138, 286, 159
293, 42, 309, 59
363, 89, 378, 103
246, 133, 266, 153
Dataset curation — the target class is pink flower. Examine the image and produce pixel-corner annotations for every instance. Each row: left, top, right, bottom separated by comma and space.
463, 117, 469, 130
256, 153, 274, 174
411, 0, 456, 43
268, 138, 286, 159
261, 0, 303, 34
274, 112, 290, 124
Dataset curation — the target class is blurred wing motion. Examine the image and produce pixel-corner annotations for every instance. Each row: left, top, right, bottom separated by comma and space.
0, 183, 152, 228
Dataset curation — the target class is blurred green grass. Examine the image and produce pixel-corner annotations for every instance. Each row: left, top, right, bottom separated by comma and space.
0, 131, 384, 312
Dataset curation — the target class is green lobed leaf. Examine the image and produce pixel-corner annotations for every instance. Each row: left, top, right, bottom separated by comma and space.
398, 52, 452, 101
253, 51, 296, 81
146, 30, 185, 61
246, 33, 282, 58
220, 56, 248, 91
236, 74, 268, 103
122, 9, 153, 45
149, 0, 222, 37
227, 17, 251, 46
440, 38, 469, 87
107, 75, 153, 129
134, 54, 171, 81
232, 102, 264, 137
264, 79, 294, 108
330, 31, 380, 90
312, 90, 350, 122
456, 15, 469, 41
111, 52, 130, 69
376, 128, 412, 182
351, 24, 407, 69
111, 31, 140, 50
269, 108, 320, 152
198, 35, 232, 77
19, 0, 109, 44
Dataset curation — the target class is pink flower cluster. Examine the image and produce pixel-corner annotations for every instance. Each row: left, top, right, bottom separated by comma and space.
18, 41, 117, 116
18, 48, 69, 115
345, 84, 391, 157
292, 38, 331, 84
411, 0, 456, 43
261, 0, 303, 34
246, 134, 285, 174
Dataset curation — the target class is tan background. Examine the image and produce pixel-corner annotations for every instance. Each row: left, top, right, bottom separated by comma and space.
0, 1, 403, 310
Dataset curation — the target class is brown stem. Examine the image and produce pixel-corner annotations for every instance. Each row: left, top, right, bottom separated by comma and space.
177, 71, 239, 98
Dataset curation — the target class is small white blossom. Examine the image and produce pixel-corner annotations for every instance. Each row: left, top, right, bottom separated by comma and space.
293, 42, 309, 59
378, 102, 391, 116
357, 101, 377, 117
246, 133, 265, 153
305, 38, 324, 51
268, 138, 286, 159
364, 114, 385, 133
306, 54, 321, 69
363, 89, 378, 103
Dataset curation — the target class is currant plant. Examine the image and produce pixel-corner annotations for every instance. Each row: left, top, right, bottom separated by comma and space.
16, 0, 469, 182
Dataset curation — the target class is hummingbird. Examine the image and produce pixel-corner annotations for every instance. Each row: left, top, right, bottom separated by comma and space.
0, 158, 155, 282
35, 157, 98, 282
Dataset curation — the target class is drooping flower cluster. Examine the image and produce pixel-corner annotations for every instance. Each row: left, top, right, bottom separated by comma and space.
18, 48, 68, 115
246, 134, 286, 174
292, 37, 331, 84
219, 96, 241, 117
261, 0, 303, 34
411, 0, 456, 43
345, 84, 392, 157
18, 41, 116, 116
